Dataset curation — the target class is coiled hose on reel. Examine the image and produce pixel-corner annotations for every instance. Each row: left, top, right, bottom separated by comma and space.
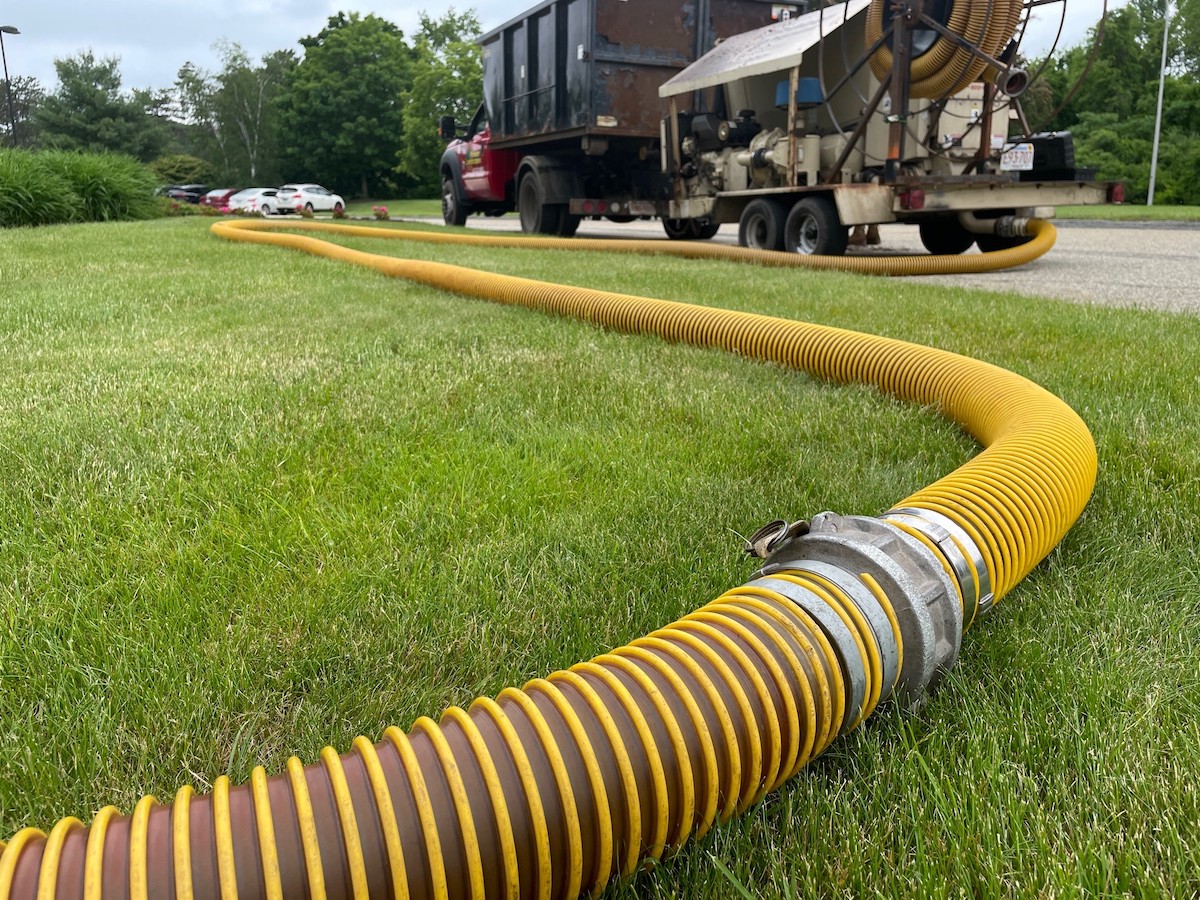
865, 0, 1025, 97
0, 220, 1096, 900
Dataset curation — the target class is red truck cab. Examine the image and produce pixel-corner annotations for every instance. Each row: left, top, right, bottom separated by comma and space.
439, 104, 520, 225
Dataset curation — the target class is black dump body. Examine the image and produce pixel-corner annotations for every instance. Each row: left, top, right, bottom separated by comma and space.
482, 0, 801, 149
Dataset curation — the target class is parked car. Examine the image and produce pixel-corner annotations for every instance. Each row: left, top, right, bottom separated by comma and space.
226, 187, 280, 215
277, 184, 345, 214
199, 188, 239, 210
164, 184, 209, 204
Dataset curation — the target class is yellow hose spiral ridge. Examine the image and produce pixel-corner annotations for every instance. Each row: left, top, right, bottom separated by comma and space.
865, 0, 1025, 98
0, 220, 1096, 899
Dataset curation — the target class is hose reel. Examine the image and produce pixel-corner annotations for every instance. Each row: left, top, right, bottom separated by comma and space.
865, 0, 1026, 98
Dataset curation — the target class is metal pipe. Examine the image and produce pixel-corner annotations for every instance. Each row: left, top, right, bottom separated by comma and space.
1148, 0, 1171, 205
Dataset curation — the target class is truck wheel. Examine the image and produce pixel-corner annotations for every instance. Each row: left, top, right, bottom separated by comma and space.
690, 220, 720, 240
738, 199, 787, 251
442, 175, 470, 227
784, 196, 848, 256
556, 210, 582, 237
518, 172, 562, 235
975, 232, 1033, 253
918, 216, 976, 255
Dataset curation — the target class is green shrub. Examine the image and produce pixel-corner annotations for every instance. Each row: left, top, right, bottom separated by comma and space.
155, 197, 202, 217
40, 151, 158, 222
0, 150, 78, 227
149, 153, 216, 186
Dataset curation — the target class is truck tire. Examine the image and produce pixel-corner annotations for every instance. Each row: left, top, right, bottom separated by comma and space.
442, 174, 470, 227
784, 196, 848, 256
663, 218, 719, 241
557, 211, 582, 237
518, 171, 562, 235
918, 216, 976, 255
738, 199, 787, 251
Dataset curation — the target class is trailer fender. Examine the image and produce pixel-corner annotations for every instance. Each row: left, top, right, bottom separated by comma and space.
832, 184, 895, 227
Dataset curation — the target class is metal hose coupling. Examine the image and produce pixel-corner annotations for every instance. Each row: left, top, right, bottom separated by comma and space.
746, 512, 963, 709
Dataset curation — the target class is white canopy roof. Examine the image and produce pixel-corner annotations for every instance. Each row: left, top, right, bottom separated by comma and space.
659, 0, 872, 99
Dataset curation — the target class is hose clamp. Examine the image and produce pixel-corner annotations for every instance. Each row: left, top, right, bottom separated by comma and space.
748, 575, 870, 733
886, 507, 994, 619
751, 512, 962, 707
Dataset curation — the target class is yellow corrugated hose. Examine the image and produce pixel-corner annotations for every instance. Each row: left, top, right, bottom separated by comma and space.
0, 219, 1095, 900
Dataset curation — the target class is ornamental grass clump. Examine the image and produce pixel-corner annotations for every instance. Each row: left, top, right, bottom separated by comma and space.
0, 149, 157, 227
40, 150, 159, 222
0, 150, 78, 227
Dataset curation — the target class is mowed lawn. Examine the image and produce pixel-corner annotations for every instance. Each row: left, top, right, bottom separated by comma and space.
1, 217, 1198, 896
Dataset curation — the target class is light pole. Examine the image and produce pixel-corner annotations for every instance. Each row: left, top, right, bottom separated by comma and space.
0, 25, 18, 148
1147, 3, 1170, 205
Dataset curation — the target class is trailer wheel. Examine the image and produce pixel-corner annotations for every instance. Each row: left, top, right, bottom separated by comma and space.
442, 175, 470, 227
662, 218, 693, 240
975, 232, 1033, 253
738, 199, 787, 251
918, 216, 976, 255
518, 171, 562, 235
784, 196, 848, 256
663, 218, 719, 241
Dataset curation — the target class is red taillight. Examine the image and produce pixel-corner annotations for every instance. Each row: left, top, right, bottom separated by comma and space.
900, 189, 925, 210
1109, 183, 1125, 204
582, 200, 595, 214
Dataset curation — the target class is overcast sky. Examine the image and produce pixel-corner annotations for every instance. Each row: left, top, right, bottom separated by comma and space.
6, 0, 1117, 96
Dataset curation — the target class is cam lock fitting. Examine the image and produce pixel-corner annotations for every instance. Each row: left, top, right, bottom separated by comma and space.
747, 511, 963, 706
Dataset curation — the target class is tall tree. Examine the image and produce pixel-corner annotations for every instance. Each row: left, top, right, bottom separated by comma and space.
173, 47, 294, 185
34, 52, 167, 161
174, 62, 233, 179
213, 42, 293, 183
1038, 0, 1199, 203
397, 9, 483, 195
0, 75, 43, 148
276, 12, 414, 197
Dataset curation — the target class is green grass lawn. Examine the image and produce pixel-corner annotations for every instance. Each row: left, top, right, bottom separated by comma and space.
342, 198, 443, 218
1, 218, 1198, 896
1056, 203, 1200, 221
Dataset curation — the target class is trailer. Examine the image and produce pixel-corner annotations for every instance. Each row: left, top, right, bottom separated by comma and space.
439, 0, 1121, 254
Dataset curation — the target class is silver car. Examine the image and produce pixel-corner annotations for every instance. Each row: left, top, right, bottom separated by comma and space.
276, 184, 346, 215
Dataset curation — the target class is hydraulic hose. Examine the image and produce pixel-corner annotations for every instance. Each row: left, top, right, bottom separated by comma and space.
0, 220, 1096, 900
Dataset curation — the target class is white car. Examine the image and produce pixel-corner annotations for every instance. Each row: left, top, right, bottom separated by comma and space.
226, 188, 280, 216
277, 184, 345, 215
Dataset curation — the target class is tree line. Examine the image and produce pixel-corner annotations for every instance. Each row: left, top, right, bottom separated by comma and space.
0, 3, 1196, 204
0, 9, 482, 199
1030, 0, 1199, 204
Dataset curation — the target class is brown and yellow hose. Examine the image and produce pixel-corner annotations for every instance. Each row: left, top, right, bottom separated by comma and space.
866, 0, 1025, 98
0, 219, 1095, 899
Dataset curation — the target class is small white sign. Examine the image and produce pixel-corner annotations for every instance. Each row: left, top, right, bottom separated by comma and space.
1000, 142, 1034, 171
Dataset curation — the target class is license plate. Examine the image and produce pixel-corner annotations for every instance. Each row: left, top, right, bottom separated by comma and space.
1001, 142, 1034, 172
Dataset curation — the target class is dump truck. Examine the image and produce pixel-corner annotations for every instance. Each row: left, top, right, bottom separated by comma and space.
438, 0, 1121, 254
